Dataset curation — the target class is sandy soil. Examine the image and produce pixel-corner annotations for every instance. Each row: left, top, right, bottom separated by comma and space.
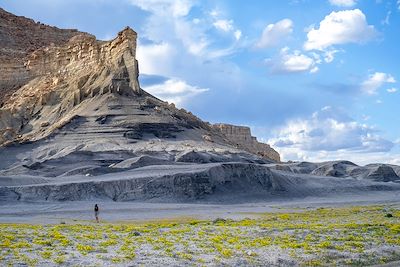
1, 191, 399, 224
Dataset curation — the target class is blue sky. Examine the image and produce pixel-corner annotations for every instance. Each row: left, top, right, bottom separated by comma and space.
1, 0, 399, 164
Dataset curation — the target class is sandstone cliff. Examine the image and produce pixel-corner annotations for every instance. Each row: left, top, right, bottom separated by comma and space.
213, 123, 280, 162
0, 25, 143, 144
0, 8, 87, 104
0, 8, 280, 163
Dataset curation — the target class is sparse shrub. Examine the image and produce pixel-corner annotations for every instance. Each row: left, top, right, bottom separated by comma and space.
213, 218, 227, 224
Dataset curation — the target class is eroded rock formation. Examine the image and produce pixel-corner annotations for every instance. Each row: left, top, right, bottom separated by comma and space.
0, 8, 86, 103
0, 7, 280, 167
213, 123, 280, 162
0, 24, 142, 144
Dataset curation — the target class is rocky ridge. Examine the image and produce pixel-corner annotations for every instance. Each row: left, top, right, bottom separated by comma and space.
268, 160, 400, 182
213, 123, 280, 162
0, 8, 87, 104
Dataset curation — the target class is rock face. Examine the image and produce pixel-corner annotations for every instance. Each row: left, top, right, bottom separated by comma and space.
213, 123, 280, 162
0, 8, 86, 104
0, 24, 142, 145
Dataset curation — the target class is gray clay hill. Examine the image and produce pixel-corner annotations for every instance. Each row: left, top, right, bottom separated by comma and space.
0, 8, 399, 203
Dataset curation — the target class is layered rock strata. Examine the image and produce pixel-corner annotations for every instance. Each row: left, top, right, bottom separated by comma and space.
0, 26, 142, 144
2, 162, 398, 202
0, 7, 280, 165
213, 123, 280, 162
0, 8, 86, 103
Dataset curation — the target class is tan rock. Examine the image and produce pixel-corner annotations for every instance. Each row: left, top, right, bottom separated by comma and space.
0, 24, 141, 144
212, 123, 280, 162
202, 134, 213, 142
0, 8, 279, 165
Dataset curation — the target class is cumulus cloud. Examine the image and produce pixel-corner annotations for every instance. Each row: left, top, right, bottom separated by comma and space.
131, 0, 241, 62
304, 9, 377, 51
361, 72, 396, 94
213, 19, 242, 40
213, 19, 234, 32
268, 106, 394, 161
131, 0, 244, 97
265, 47, 319, 74
142, 78, 209, 106
137, 41, 175, 75
255, 19, 293, 48
387, 88, 398, 93
329, 0, 357, 7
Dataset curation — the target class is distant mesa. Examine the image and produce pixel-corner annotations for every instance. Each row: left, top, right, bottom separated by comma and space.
212, 123, 280, 162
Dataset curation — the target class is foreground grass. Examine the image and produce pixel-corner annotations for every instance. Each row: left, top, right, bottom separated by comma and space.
1, 205, 400, 266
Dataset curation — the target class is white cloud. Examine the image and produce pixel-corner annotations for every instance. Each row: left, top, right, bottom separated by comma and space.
255, 19, 293, 48
266, 47, 319, 74
129, 0, 194, 17
142, 78, 209, 106
387, 88, 398, 93
130, 0, 242, 60
137, 42, 175, 75
329, 0, 357, 7
361, 72, 396, 94
234, 30, 242, 40
381, 10, 391, 25
131, 0, 244, 95
268, 106, 394, 163
213, 19, 242, 40
209, 8, 219, 17
323, 49, 339, 63
304, 9, 377, 51
213, 19, 234, 32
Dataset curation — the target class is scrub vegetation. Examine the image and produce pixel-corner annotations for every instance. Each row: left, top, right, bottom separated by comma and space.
1, 205, 399, 266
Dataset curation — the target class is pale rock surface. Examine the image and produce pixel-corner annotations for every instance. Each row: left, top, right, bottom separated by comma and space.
0, 8, 86, 103
212, 123, 280, 162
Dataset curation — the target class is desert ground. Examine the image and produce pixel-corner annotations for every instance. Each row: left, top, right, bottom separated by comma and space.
1, 195, 400, 266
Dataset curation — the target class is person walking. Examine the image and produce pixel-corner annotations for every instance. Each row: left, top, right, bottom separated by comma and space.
94, 204, 99, 223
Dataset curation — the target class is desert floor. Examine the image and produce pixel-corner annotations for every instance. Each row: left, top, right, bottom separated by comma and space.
1, 194, 400, 266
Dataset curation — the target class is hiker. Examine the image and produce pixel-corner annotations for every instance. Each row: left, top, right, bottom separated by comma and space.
94, 204, 99, 223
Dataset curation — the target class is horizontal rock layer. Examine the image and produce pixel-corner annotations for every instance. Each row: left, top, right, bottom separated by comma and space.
269, 160, 400, 182
0, 8, 85, 104
213, 123, 280, 162
1, 162, 398, 202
